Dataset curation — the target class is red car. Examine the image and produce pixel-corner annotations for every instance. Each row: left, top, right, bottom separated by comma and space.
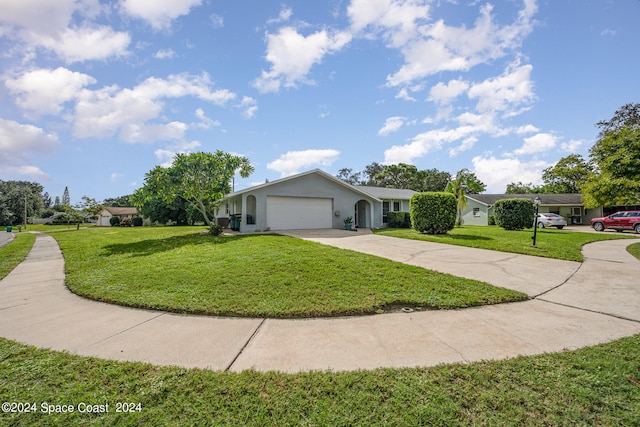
590, 211, 640, 234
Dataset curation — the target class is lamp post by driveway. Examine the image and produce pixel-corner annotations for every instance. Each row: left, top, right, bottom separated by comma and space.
532, 195, 541, 247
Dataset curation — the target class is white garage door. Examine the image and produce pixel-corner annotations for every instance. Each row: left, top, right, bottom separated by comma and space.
266, 196, 332, 230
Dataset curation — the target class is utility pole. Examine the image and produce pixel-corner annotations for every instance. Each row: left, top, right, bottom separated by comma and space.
24, 194, 28, 230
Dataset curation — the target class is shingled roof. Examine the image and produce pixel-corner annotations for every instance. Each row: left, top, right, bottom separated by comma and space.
357, 186, 417, 200
467, 194, 583, 206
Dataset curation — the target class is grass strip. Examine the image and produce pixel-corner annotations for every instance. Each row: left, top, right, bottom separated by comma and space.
49, 227, 526, 318
1, 334, 639, 426
0, 233, 36, 280
627, 242, 640, 260
375, 226, 637, 261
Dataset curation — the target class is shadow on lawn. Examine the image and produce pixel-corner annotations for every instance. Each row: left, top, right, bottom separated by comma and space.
101, 233, 256, 257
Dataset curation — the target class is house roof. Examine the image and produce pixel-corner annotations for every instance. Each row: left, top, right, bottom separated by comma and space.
222, 169, 383, 202
101, 207, 138, 215
357, 186, 417, 200
468, 194, 583, 206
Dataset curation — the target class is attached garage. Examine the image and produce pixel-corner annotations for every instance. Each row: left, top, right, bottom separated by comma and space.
266, 196, 332, 230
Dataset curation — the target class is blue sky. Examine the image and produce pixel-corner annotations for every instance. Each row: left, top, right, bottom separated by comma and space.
1, 0, 638, 203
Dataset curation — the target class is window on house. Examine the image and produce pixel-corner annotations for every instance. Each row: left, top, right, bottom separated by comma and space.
393, 201, 400, 211
383, 201, 389, 223
473, 208, 480, 217
572, 207, 582, 216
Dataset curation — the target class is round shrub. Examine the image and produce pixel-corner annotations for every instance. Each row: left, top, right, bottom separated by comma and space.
109, 216, 120, 227
494, 198, 534, 231
410, 192, 457, 234
132, 217, 144, 227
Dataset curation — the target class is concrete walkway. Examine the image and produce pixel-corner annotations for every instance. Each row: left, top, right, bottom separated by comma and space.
0, 231, 639, 373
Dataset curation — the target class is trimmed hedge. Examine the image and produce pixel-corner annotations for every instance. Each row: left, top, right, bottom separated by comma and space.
132, 217, 144, 227
387, 211, 411, 228
494, 198, 534, 231
410, 192, 457, 234
109, 216, 120, 227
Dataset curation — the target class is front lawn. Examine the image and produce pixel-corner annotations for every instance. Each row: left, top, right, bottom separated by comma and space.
375, 226, 637, 261
1, 334, 639, 426
50, 227, 526, 318
0, 233, 36, 280
628, 242, 640, 260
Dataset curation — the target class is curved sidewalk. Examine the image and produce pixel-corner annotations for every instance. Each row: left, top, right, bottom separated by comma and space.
0, 232, 638, 373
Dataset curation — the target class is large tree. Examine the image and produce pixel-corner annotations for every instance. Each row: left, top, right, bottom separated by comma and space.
582, 104, 640, 208
374, 163, 419, 189
414, 168, 452, 192
0, 181, 45, 226
595, 103, 640, 137
446, 169, 486, 226
336, 168, 362, 185
541, 154, 593, 194
582, 126, 640, 208
133, 151, 253, 232
505, 182, 544, 194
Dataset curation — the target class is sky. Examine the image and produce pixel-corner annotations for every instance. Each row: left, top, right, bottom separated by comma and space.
1, 0, 639, 204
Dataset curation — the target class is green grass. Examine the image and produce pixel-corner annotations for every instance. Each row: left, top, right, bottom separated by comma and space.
0, 233, 36, 280
375, 226, 638, 261
1, 334, 639, 426
628, 242, 640, 260
48, 227, 526, 318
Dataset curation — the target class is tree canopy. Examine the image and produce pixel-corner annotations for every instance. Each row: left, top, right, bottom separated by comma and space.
541, 154, 592, 194
582, 125, 640, 208
132, 151, 253, 230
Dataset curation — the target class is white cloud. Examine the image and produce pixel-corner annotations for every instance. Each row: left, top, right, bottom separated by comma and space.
561, 139, 584, 152
472, 154, 551, 193
210, 14, 224, 29
5, 67, 96, 116
516, 124, 539, 134
267, 149, 340, 176
154, 140, 202, 167
468, 62, 534, 114
348, 0, 431, 47
384, 126, 476, 164
429, 78, 469, 105
513, 132, 557, 155
378, 116, 406, 136
73, 73, 236, 142
0, 119, 58, 159
253, 27, 352, 93
267, 7, 293, 25
194, 108, 220, 129
0, 0, 131, 63
154, 49, 175, 59
238, 97, 258, 119
2, 165, 51, 181
110, 172, 123, 182
449, 136, 478, 157
0, 119, 58, 180
386, 2, 537, 87
119, 0, 203, 30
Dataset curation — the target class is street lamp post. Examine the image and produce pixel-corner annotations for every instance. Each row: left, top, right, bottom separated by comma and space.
532, 195, 541, 247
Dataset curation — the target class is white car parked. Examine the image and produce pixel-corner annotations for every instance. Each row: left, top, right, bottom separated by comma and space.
536, 213, 567, 229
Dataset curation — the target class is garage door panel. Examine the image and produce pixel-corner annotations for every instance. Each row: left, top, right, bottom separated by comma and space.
267, 196, 332, 230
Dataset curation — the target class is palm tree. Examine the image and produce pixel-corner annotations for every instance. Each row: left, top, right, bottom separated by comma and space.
446, 169, 486, 226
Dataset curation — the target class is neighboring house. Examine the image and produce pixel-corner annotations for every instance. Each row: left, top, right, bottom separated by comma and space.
97, 207, 139, 226
217, 169, 416, 232
462, 194, 604, 226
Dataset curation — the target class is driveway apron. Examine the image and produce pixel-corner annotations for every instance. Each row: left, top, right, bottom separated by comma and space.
0, 231, 639, 373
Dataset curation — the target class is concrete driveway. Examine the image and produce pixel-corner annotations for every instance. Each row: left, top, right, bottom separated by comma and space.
0, 231, 639, 373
